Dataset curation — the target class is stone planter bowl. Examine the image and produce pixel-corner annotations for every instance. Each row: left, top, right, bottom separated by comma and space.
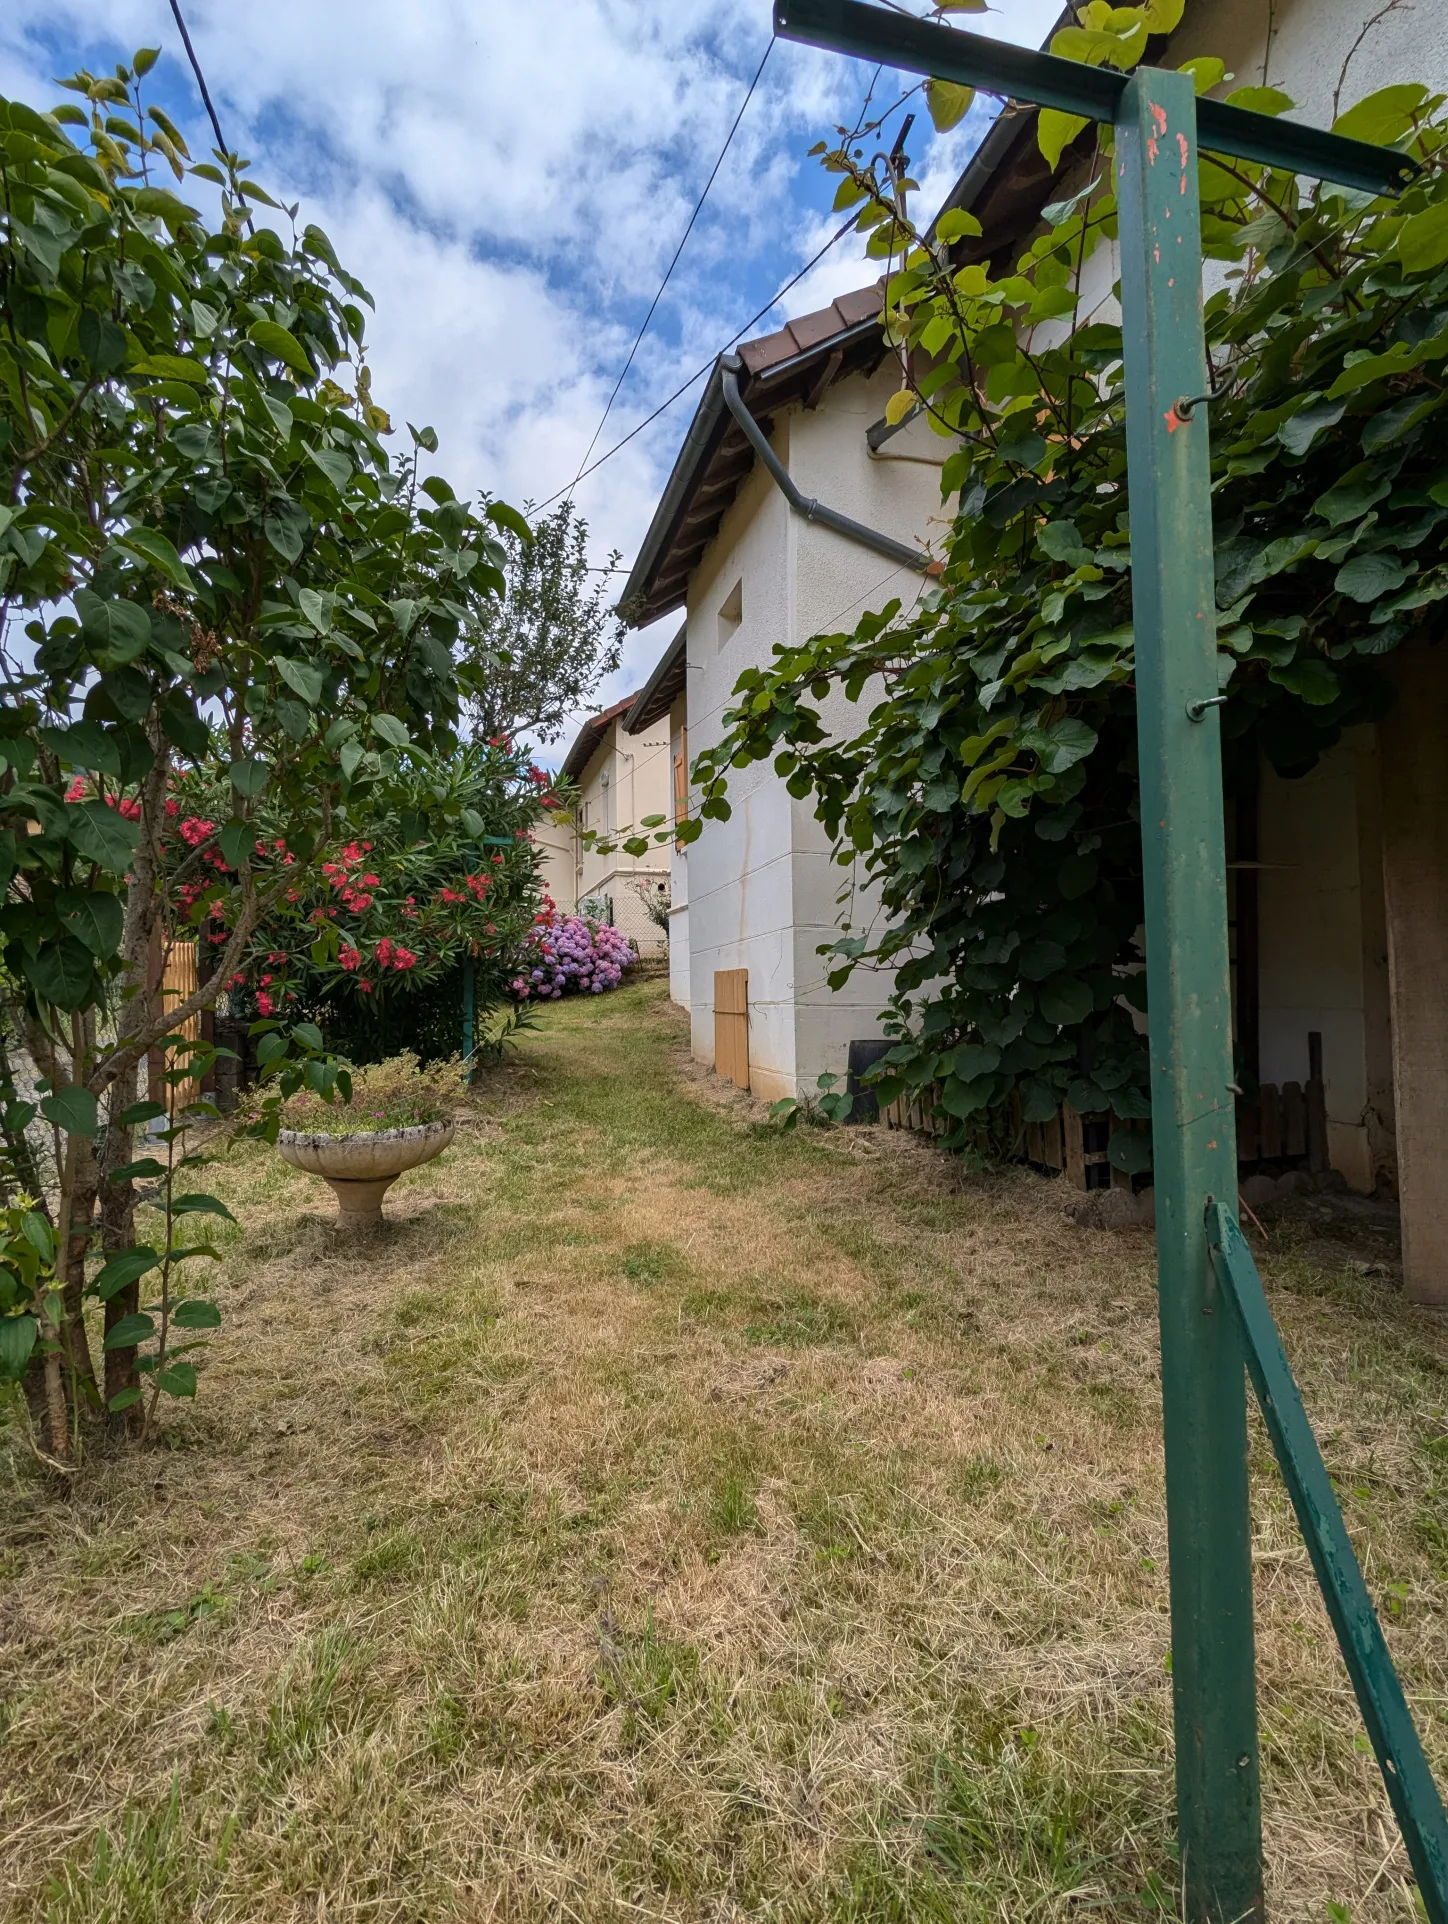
276, 1119, 456, 1226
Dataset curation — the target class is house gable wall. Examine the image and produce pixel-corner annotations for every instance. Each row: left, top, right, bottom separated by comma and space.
682, 360, 944, 1099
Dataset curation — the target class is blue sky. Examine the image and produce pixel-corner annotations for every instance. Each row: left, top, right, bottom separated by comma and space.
3, 0, 1060, 741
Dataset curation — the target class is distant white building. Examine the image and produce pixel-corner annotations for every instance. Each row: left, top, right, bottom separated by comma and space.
539, 694, 671, 954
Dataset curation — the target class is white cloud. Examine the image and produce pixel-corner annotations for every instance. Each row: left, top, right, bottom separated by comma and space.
3, 0, 1060, 746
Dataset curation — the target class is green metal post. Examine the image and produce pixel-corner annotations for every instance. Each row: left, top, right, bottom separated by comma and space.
1116, 70, 1263, 1921
461, 954, 476, 1081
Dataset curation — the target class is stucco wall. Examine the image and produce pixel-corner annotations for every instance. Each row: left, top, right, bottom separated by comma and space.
563, 712, 672, 953
682, 362, 944, 1100
533, 816, 575, 914
667, 691, 690, 1008
686, 454, 802, 1096
1257, 735, 1380, 1192
1051, 0, 1448, 342
1171, 0, 1448, 124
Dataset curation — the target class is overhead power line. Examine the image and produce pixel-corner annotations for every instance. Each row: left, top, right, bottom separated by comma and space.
537, 206, 861, 513
567, 34, 776, 497
166, 0, 230, 158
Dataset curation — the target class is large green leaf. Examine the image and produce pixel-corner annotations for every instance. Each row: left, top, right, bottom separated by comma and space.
172, 1298, 221, 1330
75, 590, 151, 658
247, 319, 314, 378
219, 819, 254, 869
1332, 82, 1429, 146
103, 1312, 156, 1351
39, 1084, 101, 1137
276, 656, 325, 706
66, 798, 140, 871
0, 1316, 37, 1380
115, 526, 193, 589
371, 713, 411, 749
1335, 553, 1409, 603
132, 352, 209, 384
1037, 976, 1093, 1025
1269, 660, 1341, 704
57, 888, 124, 958
228, 758, 270, 798
78, 308, 127, 375
24, 938, 98, 1011
925, 79, 974, 133
92, 1247, 161, 1299
37, 720, 123, 776
170, 1194, 237, 1222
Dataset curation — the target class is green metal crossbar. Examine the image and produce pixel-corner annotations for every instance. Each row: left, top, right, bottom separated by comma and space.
1207, 1201, 1448, 1919
775, 0, 1421, 195
773, 2, 1441, 1916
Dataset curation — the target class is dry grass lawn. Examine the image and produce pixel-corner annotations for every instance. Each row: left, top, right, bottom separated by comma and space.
2, 980, 1446, 1921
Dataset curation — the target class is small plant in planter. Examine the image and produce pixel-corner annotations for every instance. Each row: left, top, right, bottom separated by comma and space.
274, 1054, 462, 1227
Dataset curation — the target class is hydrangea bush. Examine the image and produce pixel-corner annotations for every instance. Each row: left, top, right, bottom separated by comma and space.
511, 901, 634, 999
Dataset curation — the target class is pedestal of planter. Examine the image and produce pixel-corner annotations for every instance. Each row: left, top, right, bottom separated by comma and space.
276, 1119, 456, 1227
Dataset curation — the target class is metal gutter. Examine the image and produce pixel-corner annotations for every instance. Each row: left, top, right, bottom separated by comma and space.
749, 315, 884, 388
720, 357, 929, 575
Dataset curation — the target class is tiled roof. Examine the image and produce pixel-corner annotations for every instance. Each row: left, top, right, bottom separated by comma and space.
558, 692, 638, 785
616, 288, 889, 632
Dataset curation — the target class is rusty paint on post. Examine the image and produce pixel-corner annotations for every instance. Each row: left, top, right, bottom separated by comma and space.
1116, 70, 1263, 1921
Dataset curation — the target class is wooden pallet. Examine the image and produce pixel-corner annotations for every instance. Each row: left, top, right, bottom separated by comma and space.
879, 1077, 1328, 1190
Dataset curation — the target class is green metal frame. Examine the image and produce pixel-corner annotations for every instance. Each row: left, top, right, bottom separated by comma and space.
1115, 68, 1264, 1916
1208, 1200, 1448, 1915
775, 0, 1421, 195
772, 3, 1445, 1918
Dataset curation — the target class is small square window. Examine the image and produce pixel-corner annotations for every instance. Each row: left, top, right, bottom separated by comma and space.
718, 578, 743, 647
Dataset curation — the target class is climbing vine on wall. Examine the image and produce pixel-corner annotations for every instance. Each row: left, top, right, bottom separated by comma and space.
682, 32, 1448, 1152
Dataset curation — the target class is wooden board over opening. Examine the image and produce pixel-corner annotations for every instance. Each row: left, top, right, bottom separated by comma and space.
714, 969, 749, 1091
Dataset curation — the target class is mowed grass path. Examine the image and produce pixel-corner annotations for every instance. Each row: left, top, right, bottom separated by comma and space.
4, 982, 1448, 1921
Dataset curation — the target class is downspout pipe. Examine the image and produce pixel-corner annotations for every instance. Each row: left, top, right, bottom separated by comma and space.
720, 356, 930, 575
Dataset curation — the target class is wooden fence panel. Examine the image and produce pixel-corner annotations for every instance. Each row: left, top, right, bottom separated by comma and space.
149, 940, 201, 1115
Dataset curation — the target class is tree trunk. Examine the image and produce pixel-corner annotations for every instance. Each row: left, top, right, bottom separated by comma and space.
96, 733, 172, 1431
59, 1141, 99, 1411
100, 1053, 143, 1429
43, 1343, 70, 1463
0, 1022, 47, 1209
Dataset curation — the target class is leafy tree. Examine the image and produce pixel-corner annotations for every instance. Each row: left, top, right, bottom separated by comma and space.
0, 49, 526, 1458
205, 739, 555, 1052
682, 33, 1448, 1161
460, 497, 623, 744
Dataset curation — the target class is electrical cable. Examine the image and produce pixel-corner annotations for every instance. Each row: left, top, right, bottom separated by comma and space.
165, 0, 230, 159
537, 206, 862, 513
567, 34, 776, 497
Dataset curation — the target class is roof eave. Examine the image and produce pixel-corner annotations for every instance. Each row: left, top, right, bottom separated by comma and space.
617, 363, 730, 631
624, 623, 687, 735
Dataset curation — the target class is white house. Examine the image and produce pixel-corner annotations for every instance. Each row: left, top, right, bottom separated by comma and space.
618, 0, 1448, 1297
537, 695, 672, 954
619, 289, 947, 1101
